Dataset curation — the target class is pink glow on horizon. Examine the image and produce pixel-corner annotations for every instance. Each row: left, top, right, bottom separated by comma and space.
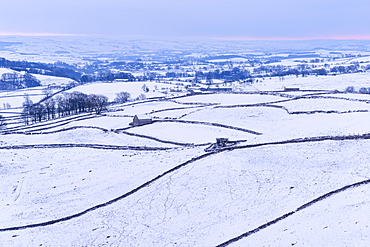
0, 32, 369, 40
0, 32, 88, 37
211, 35, 370, 41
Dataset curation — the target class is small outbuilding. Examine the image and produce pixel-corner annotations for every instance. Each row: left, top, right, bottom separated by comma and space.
216, 138, 229, 147
188, 89, 203, 95
130, 114, 153, 126
207, 86, 233, 92
283, 87, 300, 91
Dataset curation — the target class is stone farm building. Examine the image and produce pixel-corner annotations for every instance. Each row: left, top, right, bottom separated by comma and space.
130, 114, 153, 126
283, 87, 300, 91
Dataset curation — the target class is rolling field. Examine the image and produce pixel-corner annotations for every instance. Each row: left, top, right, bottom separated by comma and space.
1, 80, 370, 246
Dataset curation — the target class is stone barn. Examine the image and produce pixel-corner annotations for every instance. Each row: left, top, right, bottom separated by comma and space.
283, 87, 300, 91
130, 114, 153, 126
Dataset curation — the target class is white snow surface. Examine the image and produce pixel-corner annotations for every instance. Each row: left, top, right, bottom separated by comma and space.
174, 93, 285, 105
64, 81, 186, 101
251, 72, 370, 91
1, 82, 370, 246
0, 87, 51, 109
31, 74, 76, 86
109, 100, 189, 116
274, 97, 370, 112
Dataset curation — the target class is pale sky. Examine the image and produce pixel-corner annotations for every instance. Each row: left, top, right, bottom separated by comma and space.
1, 0, 370, 40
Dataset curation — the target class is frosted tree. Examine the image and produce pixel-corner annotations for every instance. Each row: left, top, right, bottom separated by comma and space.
115, 91, 131, 103
141, 84, 149, 93
136, 94, 146, 100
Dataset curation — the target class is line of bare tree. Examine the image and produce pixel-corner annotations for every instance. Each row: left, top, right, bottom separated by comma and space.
21, 92, 108, 125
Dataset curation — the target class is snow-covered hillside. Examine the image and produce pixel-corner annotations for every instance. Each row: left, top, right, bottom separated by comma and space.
1, 85, 370, 246
64, 81, 185, 100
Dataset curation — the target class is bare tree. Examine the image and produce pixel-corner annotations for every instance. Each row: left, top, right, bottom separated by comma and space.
33, 104, 46, 123
22, 94, 33, 108
43, 98, 56, 120
21, 94, 34, 125
42, 88, 53, 98
88, 94, 108, 114
22, 91, 110, 123
55, 95, 65, 117
3, 103, 11, 109
141, 84, 149, 93
115, 91, 131, 103
136, 94, 147, 100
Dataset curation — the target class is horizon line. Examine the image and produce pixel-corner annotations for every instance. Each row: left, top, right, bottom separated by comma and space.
209, 35, 370, 41
0, 33, 370, 41
0, 32, 90, 37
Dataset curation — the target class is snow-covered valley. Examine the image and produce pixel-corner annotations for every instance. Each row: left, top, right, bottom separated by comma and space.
0, 36, 370, 246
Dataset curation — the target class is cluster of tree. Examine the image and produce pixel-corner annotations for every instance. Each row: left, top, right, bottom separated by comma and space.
345, 86, 355, 93
192, 68, 252, 82
330, 65, 359, 74
0, 57, 139, 86
114, 91, 147, 103
136, 72, 163, 81
345, 86, 370, 94
311, 68, 328, 76
165, 68, 255, 82
253, 64, 332, 78
21, 92, 108, 125
114, 91, 131, 103
165, 72, 193, 78
80, 71, 135, 83
108, 61, 146, 70
0, 58, 82, 81
254, 65, 307, 77
0, 72, 41, 90
310, 58, 326, 63
359, 87, 370, 94
2, 103, 11, 109
84, 60, 153, 74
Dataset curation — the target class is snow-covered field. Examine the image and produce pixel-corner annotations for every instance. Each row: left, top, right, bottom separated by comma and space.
64, 81, 186, 100
32, 74, 76, 87
0, 87, 49, 109
174, 93, 285, 105
274, 97, 370, 112
110, 100, 191, 116
252, 72, 370, 91
1, 77, 370, 246
126, 121, 253, 144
